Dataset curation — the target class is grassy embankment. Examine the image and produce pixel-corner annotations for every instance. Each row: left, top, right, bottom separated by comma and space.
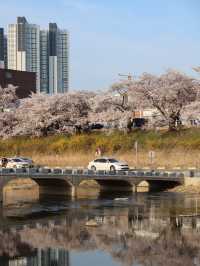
0, 128, 200, 168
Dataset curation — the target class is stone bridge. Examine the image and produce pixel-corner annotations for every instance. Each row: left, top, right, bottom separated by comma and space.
0, 167, 185, 204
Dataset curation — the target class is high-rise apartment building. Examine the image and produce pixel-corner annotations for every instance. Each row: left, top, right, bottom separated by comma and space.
7, 17, 40, 91
40, 24, 69, 93
0, 28, 6, 69
4, 36, 7, 69
48, 23, 69, 94
40, 30, 49, 93
6, 17, 69, 93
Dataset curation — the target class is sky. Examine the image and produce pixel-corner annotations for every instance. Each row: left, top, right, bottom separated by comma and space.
1, 0, 200, 91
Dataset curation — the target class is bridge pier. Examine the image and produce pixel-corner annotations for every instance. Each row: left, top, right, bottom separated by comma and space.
71, 185, 78, 198
134, 184, 137, 193
0, 178, 7, 203
0, 188, 3, 203
0, 176, 15, 204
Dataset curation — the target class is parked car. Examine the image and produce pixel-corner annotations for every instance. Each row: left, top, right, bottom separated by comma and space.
13, 157, 34, 164
88, 157, 129, 171
6, 158, 33, 168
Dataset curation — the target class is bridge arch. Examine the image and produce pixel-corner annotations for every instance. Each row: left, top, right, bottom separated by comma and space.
1, 177, 75, 205
146, 180, 181, 191
31, 177, 74, 197
93, 179, 134, 192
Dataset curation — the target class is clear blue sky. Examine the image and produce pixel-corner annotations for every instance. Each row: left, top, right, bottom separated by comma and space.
1, 0, 200, 91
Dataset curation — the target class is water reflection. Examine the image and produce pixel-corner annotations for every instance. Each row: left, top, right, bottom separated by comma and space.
1, 193, 200, 266
0, 249, 69, 266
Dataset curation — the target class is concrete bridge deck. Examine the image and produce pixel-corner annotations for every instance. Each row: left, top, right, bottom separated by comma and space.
0, 166, 186, 177
0, 167, 185, 183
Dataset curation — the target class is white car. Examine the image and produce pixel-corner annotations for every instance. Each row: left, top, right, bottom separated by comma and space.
13, 157, 34, 164
88, 157, 129, 171
6, 158, 33, 168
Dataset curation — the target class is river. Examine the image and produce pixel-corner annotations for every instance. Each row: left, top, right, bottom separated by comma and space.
0, 191, 200, 266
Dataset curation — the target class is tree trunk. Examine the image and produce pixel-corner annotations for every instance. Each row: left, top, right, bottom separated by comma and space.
169, 120, 177, 131
168, 112, 181, 131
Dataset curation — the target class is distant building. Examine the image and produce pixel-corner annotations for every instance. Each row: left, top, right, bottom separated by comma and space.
0, 28, 6, 69
40, 23, 69, 93
0, 68, 36, 98
3, 35, 7, 69
0, 28, 4, 68
6, 17, 69, 93
40, 30, 49, 93
7, 17, 40, 91
132, 109, 161, 128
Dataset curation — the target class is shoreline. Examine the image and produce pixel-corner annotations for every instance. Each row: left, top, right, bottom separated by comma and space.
169, 177, 200, 193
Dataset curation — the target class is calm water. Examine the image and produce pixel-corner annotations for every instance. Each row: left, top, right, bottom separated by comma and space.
1, 192, 200, 266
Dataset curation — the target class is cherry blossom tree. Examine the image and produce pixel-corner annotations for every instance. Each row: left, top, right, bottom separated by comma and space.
0, 111, 18, 138
88, 90, 132, 129
182, 101, 200, 126
12, 92, 92, 137
131, 70, 199, 130
0, 69, 200, 138
0, 85, 19, 111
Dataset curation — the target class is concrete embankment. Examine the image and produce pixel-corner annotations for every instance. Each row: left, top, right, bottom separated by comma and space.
3, 178, 39, 206
169, 177, 200, 193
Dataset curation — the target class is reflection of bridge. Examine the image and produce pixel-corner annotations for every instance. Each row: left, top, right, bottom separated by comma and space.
0, 167, 185, 203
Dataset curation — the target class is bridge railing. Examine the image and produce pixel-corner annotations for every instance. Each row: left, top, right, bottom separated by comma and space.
0, 167, 186, 178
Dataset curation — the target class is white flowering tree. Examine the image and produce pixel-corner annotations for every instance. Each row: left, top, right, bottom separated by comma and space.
12, 92, 92, 137
182, 101, 200, 126
0, 85, 19, 138
0, 70, 200, 138
0, 85, 19, 111
131, 70, 199, 130
0, 111, 18, 138
88, 90, 133, 129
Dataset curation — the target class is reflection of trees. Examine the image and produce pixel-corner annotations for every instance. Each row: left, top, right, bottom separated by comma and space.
0, 231, 33, 257
1, 210, 200, 266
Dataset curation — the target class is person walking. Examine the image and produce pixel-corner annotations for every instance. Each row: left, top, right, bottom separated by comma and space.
95, 147, 102, 157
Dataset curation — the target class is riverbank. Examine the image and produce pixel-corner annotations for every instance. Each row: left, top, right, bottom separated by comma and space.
169, 177, 200, 193
0, 129, 200, 168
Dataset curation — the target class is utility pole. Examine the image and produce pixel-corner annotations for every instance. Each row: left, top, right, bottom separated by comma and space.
117, 73, 134, 107
134, 141, 138, 168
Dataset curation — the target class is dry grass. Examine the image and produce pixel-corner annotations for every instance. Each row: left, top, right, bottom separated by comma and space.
32, 149, 200, 169
32, 153, 92, 168
1, 129, 200, 169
